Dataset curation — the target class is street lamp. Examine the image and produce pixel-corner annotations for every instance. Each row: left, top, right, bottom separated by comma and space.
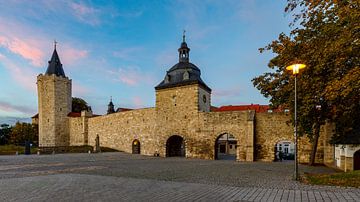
286, 63, 306, 181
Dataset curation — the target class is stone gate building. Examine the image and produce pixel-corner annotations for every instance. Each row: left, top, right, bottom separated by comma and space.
34, 37, 336, 164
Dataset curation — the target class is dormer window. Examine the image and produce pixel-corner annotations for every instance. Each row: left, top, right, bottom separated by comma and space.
183, 71, 189, 80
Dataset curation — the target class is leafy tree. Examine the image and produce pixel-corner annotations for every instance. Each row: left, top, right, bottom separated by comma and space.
72, 97, 90, 113
9, 122, 38, 145
253, 0, 360, 165
0, 124, 12, 145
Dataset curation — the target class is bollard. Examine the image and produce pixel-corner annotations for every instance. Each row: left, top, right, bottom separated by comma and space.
88, 150, 91, 154
52, 150, 55, 155
15, 151, 19, 155
37, 150, 40, 155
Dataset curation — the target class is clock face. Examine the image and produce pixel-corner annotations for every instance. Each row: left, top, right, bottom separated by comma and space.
203, 95, 207, 103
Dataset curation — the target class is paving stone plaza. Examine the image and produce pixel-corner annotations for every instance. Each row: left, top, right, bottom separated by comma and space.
0, 152, 359, 201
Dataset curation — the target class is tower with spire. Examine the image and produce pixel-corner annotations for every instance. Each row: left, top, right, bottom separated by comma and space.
107, 97, 115, 114
37, 41, 72, 150
155, 31, 212, 125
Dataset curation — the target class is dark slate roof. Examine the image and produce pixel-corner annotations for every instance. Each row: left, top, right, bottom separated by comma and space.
155, 40, 211, 92
45, 49, 66, 77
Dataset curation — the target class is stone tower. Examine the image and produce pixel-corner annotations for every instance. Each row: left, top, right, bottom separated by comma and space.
37, 44, 72, 149
155, 33, 211, 113
155, 33, 211, 130
107, 97, 115, 114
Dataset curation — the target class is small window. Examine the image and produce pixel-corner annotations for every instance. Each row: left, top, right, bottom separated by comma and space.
203, 95, 207, 103
230, 145, 232, 149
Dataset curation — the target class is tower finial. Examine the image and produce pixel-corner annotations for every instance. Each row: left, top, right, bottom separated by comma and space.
183, 30, 186, 43
110, 96, 112, 102
54, 40, 58, 50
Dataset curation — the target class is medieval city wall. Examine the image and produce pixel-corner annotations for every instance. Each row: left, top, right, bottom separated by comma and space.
87, 108, 157, 155
155, 84, 205, 158
255, 112, 327, 163
69, 117, 84, 146
198, 111, 252, 160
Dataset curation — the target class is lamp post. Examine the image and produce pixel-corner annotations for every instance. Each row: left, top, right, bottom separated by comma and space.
286, 63, 306, 181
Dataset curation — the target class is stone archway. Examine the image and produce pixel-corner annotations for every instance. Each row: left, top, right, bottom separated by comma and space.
274, 140, 295, 162
166, 135, 185, 157
354, 150, 360, 170
132, 139, 140, 154
215, 133, 237, 160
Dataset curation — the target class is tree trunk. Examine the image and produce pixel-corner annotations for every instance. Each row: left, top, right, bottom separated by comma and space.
309, 124, 320, 166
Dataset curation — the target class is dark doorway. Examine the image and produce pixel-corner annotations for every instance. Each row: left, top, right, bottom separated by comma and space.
274, 140, 295, 162
354, 150, 360, 170
215, 133, 237, 160
132, 139, 140, 154
166, 135, 185, 157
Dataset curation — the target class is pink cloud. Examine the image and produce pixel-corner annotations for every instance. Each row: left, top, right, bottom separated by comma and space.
69, 2, 100, 26
73, 82, 90, 97
113, 47, 144, 60
0, 100, 36, 115
132, 96, 144, 108
0, 36, 45, 67
0, 55, 37, 92
213, 87, 241, 97
107, 66, 155, 86
61, 47, 88, 65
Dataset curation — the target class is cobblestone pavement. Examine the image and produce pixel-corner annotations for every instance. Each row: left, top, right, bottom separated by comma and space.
0, 152, 359, 201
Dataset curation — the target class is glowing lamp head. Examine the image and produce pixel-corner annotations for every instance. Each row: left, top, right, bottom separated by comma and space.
286, 63, 306, 75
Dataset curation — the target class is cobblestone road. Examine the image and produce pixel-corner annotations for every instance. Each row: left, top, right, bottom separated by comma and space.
0, 152, 359, 201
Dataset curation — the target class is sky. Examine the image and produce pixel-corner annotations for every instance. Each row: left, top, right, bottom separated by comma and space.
0, 0, 292, 118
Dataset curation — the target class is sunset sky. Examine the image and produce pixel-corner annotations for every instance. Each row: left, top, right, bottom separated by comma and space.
0, 0, 292, 118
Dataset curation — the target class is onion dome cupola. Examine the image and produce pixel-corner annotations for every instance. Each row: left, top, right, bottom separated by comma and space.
107, 96, 115, 114
155, 32, 211, 92
45, 41, 66, 77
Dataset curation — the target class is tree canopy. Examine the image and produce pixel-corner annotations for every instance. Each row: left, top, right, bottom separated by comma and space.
252, 0, 360, 164
72, 97, 90, 113
9, 122, 38, 145
0, 124, 11, 145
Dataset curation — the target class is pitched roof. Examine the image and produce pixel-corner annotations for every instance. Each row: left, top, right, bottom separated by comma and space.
155, 37, 211, 92
45, 49, 66, 77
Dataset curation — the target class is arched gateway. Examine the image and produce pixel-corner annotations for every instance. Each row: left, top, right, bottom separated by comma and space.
215, 133, 237, 160
166, 135, 185, 157
132, 139, 140, 154
354, 150, 360, 170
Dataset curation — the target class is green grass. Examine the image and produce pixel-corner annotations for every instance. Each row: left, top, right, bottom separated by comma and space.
304, 170, 360, 188
0, 144, 38, 155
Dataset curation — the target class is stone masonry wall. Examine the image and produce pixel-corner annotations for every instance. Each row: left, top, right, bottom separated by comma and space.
69, 117, 84, 146
255, 112, 324, 163
37, 74, 71, 147
87, 108, 157, 155
198, 111, 252, 161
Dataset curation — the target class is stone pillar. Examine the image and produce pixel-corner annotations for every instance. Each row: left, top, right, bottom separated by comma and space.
94, 134, 101, 153
81, 110, 92, 145
245, 111, 255, 161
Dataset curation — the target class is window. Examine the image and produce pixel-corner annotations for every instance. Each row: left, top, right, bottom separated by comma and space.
230, 145, 232, 149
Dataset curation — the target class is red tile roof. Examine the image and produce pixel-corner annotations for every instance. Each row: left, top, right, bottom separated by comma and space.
212, 104, 284, 113
67, 112, 81, 117
116, 107, 133, 112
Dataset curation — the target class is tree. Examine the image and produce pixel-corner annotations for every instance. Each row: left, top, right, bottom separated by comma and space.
9, 122, 38, 145
253, 0, 360, 165
0, 124, 12, 145
72, 97, 90, 113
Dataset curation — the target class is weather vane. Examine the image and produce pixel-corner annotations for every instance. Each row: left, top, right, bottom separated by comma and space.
54, 40, 58, 50
183, 30, 186, 42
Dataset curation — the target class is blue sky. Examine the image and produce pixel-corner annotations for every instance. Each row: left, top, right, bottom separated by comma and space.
0, 0, 292, 118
